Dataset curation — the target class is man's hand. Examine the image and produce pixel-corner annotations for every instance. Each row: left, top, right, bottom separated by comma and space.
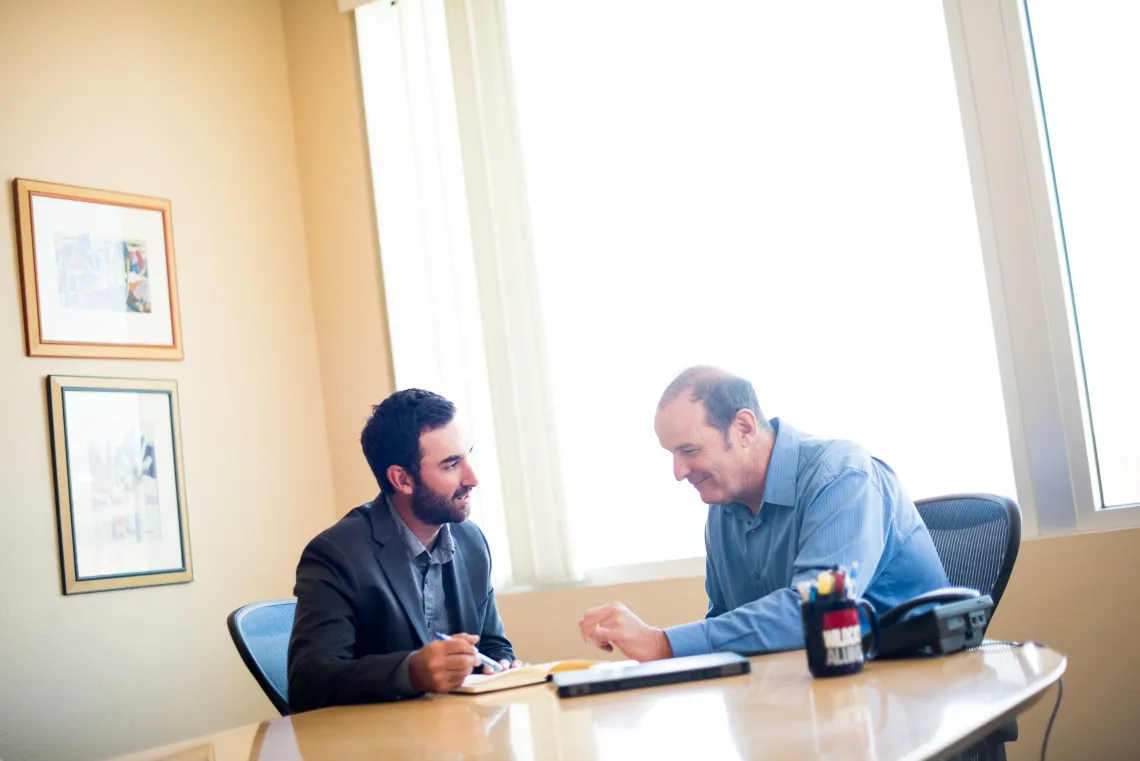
578, 603, 673, 662
408, 633, 481, 693
485, 658, 524, 675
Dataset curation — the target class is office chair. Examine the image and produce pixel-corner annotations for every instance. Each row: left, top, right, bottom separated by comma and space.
915, 494, 1022, 761
915, 493, 1021, 610
227, 598, 296, 716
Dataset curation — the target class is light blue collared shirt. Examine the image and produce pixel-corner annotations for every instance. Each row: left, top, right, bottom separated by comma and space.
665, 419, 949, 657
387, 496, 456, 695
387, 496, 455, 636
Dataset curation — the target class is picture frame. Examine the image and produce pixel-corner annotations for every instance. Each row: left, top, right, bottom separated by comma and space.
47, 375, 193, 594
13, 178, 184, 359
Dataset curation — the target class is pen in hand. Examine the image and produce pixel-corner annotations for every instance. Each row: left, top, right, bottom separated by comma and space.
434, 632, 503, 673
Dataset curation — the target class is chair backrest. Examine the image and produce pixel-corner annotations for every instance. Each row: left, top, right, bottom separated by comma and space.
227, 598, 296, 716
914, 494, 1021, 610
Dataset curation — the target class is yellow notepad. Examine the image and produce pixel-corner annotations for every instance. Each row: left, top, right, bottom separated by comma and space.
451, 659, 638, 694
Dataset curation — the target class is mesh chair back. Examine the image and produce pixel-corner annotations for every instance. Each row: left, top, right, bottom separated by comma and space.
915, 494, 1021, 609
227, 598, 296, 716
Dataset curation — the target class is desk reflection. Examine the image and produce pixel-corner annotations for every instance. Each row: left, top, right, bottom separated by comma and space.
249, 701, 516, 761
155, 745, 216, 761
567, 653, 882, 761
102, 646, 1062, 761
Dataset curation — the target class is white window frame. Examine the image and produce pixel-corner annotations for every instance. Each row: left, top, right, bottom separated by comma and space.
353, 0, 521, 586
351, 0, 575, 588
442, 0, 577, 586
347, 0, 1140, 589
946, 0, 1140, 535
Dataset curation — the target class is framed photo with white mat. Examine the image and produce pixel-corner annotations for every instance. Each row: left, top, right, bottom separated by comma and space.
13, 179, 183, 359
47, 375, 192, 594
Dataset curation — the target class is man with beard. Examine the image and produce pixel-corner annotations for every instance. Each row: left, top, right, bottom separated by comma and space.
288, 389, 518, 711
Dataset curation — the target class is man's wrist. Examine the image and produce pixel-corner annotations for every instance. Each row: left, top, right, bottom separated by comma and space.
663, 620, 712, 658
392, 653, 420, 696
652, 628, 674, 660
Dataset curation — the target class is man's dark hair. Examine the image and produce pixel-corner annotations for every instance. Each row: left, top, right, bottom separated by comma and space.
361, 389, 457, 494
658, 366, 770, 437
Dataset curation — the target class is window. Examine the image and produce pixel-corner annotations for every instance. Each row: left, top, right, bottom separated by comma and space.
1023, 0, 1140, 508
500, 0, 1016, 572
348, 0, 1140, 587
354, 0, 512, 584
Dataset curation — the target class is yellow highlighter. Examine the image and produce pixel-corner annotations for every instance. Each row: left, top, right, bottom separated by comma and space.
816, 570, 834, 597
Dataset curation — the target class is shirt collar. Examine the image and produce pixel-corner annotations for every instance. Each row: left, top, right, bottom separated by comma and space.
385, 494, 455, 564
760, 417, 799, 508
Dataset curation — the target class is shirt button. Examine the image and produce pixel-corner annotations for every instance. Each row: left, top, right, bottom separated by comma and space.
753, 572, 759, 580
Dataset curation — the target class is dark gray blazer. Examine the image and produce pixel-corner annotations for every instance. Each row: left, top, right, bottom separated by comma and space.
287, 498, 514, 712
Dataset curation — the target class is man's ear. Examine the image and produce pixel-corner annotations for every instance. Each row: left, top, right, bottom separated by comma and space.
734, 409, 759, 447
386, 465, 416, 496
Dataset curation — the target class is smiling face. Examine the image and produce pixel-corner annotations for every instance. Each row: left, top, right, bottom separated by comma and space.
654, 394, 757, 506
408, 421, 479, 524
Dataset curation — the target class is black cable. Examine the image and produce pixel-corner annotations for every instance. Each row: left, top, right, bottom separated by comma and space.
968, 641, 1062, 760
1042, 676, 1063, 761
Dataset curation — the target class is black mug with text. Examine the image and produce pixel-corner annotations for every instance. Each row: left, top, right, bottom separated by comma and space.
801, 596, 880, 678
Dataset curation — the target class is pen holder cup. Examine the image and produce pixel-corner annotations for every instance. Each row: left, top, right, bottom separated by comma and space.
800, 597, 880, 678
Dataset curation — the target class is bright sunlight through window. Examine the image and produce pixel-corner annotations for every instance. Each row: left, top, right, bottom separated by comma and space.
1024, 0, 1140, 508
501, 0, 1017, 571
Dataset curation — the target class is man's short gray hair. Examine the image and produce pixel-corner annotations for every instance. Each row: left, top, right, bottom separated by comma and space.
658, 366, 770, 436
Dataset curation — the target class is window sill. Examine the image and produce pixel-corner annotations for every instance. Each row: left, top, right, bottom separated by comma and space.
497, 556, 705, 597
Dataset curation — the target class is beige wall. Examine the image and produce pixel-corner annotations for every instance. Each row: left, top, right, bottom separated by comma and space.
498, 529, 1140, 761
986, 529, 1140, 761
498, 576, 708, 664
280, 0, 395, 513
0, 2, 337, 761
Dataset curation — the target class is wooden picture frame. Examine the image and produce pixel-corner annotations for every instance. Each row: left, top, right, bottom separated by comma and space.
13, 179, 183, 359
47, 375, 193, 594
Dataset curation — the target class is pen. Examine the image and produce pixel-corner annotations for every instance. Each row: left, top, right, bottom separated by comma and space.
433, 632, 503, 672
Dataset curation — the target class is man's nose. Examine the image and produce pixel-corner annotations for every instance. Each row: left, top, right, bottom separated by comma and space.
462, 460, 479, 488
673, 456, 690, 482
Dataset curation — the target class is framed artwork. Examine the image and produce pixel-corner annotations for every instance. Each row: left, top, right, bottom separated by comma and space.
13, 178, 183, 359
47, 375, 193, 594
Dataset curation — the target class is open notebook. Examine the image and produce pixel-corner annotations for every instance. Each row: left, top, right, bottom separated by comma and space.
452, 659, 639, 694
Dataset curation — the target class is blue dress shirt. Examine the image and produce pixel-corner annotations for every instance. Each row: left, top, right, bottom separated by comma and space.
387, 496, 455, 695
665, 418, 949, 657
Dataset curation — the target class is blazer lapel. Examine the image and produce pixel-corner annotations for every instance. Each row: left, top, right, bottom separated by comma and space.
446, 540, 479, 635
370, 498, 429, 647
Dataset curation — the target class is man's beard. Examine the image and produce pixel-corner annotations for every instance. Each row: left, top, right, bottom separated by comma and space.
409, 478, 473, 525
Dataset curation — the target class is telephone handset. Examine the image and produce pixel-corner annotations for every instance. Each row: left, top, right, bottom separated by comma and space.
876, 586, 994, 658
879, 586, 982, 628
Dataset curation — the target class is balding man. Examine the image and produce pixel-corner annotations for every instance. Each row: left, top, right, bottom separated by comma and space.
579, 366, 948, 661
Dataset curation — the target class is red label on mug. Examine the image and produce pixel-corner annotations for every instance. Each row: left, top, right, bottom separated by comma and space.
823, 609, 859, 630
821, 608, 862, 666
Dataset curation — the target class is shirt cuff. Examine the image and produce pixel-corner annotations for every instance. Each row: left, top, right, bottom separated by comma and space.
665, 620, 712, 658
390, 654, 418, 696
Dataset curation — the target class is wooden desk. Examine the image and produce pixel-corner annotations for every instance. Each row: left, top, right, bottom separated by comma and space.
106, 644, 1065, 761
